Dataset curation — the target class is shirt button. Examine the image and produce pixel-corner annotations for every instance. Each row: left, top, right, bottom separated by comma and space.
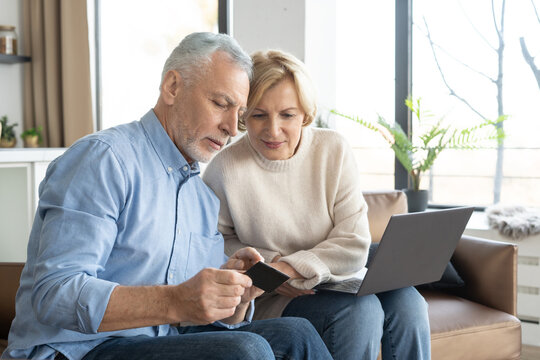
167, 166, 173, 173
169, 273, 173, 279
182, 165, 188, 171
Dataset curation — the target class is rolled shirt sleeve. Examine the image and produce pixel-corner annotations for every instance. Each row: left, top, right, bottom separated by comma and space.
77, 278, 119, 333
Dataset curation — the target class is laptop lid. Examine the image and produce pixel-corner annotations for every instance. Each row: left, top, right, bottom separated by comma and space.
356, 206, 473, 296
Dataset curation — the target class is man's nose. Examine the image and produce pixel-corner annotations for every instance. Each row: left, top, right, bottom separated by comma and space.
221, 111, 238, 138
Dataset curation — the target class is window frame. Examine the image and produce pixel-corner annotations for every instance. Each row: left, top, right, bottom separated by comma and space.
395, 0, 478, 209
394, 0, 412, 191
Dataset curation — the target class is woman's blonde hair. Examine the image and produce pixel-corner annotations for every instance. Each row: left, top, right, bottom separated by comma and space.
239, 50, 317, 131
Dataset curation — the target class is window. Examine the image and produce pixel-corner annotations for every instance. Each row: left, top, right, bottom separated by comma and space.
335, 0, 396, 191
412, 0, 540, 207
335, 0, 539, 207
96, 0, 219, 130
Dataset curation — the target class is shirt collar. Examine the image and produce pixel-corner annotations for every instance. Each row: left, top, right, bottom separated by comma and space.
140, 109, 200, 176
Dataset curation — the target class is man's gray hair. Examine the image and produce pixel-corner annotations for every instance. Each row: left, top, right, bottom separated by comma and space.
161, 32, 252, 87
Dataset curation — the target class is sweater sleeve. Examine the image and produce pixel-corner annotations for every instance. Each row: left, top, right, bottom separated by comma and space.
281, 136, 371, 290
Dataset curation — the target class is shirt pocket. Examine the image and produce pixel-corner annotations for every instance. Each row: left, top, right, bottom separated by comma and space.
184, 232, 225, 279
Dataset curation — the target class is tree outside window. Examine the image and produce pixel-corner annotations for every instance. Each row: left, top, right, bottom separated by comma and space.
413, 0, 539, 207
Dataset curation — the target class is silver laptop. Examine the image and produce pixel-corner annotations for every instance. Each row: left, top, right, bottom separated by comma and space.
315, 207, 474, 296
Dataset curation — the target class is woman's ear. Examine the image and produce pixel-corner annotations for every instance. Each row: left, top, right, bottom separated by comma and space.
302, 114, 311, 126
160, 70, 183, 105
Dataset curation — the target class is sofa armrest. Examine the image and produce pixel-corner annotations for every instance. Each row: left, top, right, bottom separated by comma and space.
451, 235, 517, 316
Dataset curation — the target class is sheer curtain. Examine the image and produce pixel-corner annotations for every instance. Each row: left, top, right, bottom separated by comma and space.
22, 0, 94, 147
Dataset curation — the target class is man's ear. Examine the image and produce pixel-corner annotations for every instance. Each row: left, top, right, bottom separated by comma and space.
160, 70, 183, 105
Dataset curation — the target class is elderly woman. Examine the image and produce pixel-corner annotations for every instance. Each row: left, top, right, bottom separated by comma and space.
203, 50, 430, 360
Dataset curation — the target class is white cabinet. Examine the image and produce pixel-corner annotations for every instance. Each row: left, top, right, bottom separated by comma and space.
0, 148, 65, 262
465, 213, 540, 346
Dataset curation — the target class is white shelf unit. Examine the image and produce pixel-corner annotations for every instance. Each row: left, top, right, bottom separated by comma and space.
465, 212, 540, 346
0, 148, 65, 262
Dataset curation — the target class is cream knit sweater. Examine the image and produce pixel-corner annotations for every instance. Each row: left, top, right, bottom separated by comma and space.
203, 127, 371, 319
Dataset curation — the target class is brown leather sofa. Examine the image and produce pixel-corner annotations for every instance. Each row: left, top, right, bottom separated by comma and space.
365, 190, 521, 360
0, 262, 23, 356
0, 191, 522, 359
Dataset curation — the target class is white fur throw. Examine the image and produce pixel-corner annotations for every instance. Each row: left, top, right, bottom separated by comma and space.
485, 204, 540, 239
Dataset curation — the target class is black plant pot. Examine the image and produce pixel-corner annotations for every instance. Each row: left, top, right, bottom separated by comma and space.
403, 189, 429, 212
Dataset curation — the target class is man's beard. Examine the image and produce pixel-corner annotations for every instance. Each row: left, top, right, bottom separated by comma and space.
182, 137, 215, 163
181, 133, 228, 163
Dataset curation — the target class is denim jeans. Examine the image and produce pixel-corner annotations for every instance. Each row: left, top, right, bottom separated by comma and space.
81, 317, 332, 360
281, 286, 431, 360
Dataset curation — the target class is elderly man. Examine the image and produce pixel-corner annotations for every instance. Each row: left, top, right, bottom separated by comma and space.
2, 33, 331, 360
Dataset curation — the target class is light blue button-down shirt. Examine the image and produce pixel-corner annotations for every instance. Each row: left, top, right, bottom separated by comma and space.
2, 110, 253, 360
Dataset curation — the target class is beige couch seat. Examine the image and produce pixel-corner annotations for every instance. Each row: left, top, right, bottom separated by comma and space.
425, 290, 521, 359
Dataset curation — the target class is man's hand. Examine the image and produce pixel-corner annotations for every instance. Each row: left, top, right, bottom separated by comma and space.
173, 268, 252, 324
221, 247, 265, 303
98, 268, 253, 332
98, 252, 313, 332
221, 247, 264, 272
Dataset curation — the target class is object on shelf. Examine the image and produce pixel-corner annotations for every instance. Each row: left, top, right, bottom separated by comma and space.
0, 138, 16, 148
0, 115, 18, 148
21, 126, 43, 148
22, 136, 38, 148
0, 25, 17, 55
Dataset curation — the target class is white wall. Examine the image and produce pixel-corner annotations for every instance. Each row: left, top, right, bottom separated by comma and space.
0, 0, 25, 147
233, 0, 337, 112
233, 0, 306, 60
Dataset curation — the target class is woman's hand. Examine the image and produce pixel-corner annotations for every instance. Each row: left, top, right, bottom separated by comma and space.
270, 255, 315, 298
275, 282, 315, 298
270, 255, 302, 278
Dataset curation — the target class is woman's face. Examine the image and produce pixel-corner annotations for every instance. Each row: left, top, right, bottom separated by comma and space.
245, 78, 305, 160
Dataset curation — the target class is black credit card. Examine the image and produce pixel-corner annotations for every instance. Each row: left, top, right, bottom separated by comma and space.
244, 261, 290, 293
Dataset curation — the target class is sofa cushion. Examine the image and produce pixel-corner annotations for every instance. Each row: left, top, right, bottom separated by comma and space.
363, 191, 408, 243
416, 261, 465, 290
421, 290, 521, 360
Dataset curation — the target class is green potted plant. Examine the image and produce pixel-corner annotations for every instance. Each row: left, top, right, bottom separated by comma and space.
0, 115, 18, 148
20, 126, 43, 148
332, 97, 506, 212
